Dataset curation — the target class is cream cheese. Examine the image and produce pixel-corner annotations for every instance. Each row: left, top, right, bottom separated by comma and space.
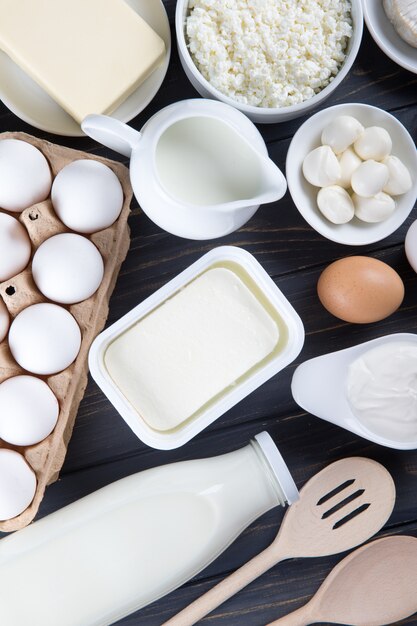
104, 267, 280, 431
347, 340, 417, 442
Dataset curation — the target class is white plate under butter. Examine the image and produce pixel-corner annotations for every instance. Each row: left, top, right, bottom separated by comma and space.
89, 246, 305, 449
292, 333, 417, 450
0, 0, 171, 136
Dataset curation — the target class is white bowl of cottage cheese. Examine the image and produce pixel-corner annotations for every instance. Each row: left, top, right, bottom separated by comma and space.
176, 0, 363, 123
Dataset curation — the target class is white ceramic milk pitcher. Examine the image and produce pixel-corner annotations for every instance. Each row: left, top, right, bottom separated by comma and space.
82, 99, 287, 240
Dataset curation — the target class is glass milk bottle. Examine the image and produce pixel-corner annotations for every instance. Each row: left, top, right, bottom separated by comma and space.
0, 432, 298, 626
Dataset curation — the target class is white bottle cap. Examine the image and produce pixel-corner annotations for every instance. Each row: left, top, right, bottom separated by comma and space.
254, 431, 299, 505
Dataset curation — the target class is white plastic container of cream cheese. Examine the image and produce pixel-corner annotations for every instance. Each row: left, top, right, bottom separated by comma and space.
89, 246, 305, 449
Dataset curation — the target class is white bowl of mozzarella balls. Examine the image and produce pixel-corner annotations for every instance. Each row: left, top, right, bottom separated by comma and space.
286, 103, 417, 245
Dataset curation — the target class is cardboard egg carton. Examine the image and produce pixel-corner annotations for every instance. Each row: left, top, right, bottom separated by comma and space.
0, 131, 132, 532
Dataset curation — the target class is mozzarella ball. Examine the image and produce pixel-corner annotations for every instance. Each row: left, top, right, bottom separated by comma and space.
351, 160, 389, 197
405, 220, 417, 274
9, 303, 81, 375
337, 148, 362, 189
0, 213, 31, 282
0, 139, 52, 212
321, 116, 364, 154
354, 126, 392, 161
0, 449, 36, 520
317, 186, 355, 224
0, 376, 59, 446
0, 298, 9, 343
302, 146, 341, 187
52, 160, 123, 234
353, 192, 396, 223
32, 233, 104, 304
382, 156, 413, 195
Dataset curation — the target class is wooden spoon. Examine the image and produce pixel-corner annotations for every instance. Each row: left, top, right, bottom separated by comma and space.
164, 457, 395, 626
267, 535, 417, 626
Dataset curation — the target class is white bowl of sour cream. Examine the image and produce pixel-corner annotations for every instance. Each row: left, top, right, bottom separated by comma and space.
292, 333, 417, 450
176, 0, 363, 123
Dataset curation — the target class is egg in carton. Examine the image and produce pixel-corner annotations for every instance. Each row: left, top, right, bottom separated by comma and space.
0, 131, 132, 532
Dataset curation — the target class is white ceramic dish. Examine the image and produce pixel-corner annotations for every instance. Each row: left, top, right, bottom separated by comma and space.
89, 246, 305, 450
175, 0, 363, 124
363, 0, 417, 74
292, 333, 417, 450
286, 103, 417, 246
82, 99, 287, 240
0, 0, 171, 137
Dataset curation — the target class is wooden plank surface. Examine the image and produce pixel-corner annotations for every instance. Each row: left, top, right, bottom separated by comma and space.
1, 1, 417, 624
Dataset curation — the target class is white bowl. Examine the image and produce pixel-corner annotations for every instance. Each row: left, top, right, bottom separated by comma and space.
89, 246, 305, 450
175, 0, 363, 124
292, 333, 417, 450
286, 103, 417, 246
364, 0, 417, 75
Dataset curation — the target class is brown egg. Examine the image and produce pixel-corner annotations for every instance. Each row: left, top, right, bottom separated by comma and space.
317, 256, 404, 323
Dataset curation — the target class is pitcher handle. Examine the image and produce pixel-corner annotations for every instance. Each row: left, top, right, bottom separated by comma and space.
81, 114, 142, 158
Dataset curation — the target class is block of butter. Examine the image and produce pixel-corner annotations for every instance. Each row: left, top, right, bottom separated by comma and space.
0, 0, 166, 124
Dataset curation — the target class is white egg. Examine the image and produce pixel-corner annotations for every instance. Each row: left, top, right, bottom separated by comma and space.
382, 155, 413, 196
0, 213, 32, 282
353, 192, 396, 223
405, 220, 417, 274
9, 303, 81, 375
337, 147, 362, 189
302, 146, 341, 187
354, 126, 392, 161
52, 160, 123, 234
0, 139, 52, 212
321, 116, 364, 154
0, 376, 59, 446
0, 298, 9, 343
0, 449, 36, 520
32, 233, 104, 304
317, 186, 355, 224
351, 160, 389, 197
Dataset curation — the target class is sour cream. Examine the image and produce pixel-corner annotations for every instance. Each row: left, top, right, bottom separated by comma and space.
347, 341, 417, 442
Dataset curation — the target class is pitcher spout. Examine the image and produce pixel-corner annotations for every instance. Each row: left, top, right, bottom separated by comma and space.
224, 151, 287, 212
255, 152, 288, 206
211, 135, 289, 213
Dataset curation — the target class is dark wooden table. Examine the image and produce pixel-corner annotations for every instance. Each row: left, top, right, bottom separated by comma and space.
1, 2, 417, 624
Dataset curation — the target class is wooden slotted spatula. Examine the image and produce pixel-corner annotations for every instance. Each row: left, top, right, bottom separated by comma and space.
164, 457, 395, 626
267, 535, 417, 626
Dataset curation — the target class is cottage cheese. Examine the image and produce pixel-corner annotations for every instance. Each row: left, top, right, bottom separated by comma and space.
186, 0, 353, 108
